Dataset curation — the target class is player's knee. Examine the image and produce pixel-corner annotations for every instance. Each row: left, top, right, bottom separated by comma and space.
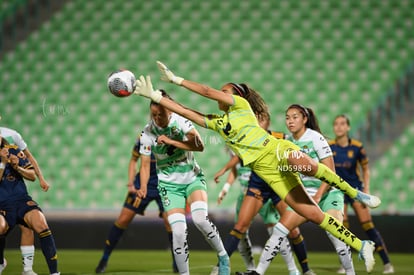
30, 221, 50, 234
168, 213, 187, 244
288, 227, 301, 239
0, 227, 8, 236
189, 201, 209, 226
191, 211, 208, 227
0, 219, 8, 235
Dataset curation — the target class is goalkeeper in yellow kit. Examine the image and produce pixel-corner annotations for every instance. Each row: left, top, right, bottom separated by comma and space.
132, 61, 381, 273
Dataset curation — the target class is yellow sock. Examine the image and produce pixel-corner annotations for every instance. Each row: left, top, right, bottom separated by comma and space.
319, 213, 362, 251
315, 163, 358, 198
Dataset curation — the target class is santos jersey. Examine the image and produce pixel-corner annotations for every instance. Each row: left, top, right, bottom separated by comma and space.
287, 128, 333, 193
205, 95, 273, 166
0, 127, 27, 150
0, 143, 33, 202
140, 113, 201, 185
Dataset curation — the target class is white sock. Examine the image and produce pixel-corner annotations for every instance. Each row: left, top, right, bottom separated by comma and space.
21, 245, 35, 272
256, 223, 289, 274
238, 231, 255, 270
327, 232, 355, 275
168, 213, 189, 275
279, 237, 299, 272
190, 201, 226, 256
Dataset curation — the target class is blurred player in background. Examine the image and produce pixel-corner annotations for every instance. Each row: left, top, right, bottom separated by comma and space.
0, 135, 59, 275
95, 135, 177, 273
133, 62, 381, 273
330, 114, 394, 274
0, 121, 51, 275
139, 91, 230, 275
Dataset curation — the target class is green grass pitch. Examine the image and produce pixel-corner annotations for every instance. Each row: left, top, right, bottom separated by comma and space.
2, 249, 412, 274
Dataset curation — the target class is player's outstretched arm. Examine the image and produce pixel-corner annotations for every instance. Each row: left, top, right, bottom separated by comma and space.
157, 61, 233, 106
24, 148, 50, 191
134, 75, 207, 127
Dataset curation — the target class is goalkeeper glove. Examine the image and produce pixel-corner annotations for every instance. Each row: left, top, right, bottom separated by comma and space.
156, 61, 184, 85
134, 75, 163, 103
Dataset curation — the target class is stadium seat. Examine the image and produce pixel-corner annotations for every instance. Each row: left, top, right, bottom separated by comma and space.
1, 0, 413, 214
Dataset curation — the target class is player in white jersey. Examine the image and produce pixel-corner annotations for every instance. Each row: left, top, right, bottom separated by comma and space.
0, 124, 50, 275
246, 105, 355, 275
138, 92, 230, 275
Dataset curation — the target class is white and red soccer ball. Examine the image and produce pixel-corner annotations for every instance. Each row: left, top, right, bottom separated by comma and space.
107, 69, 136, 97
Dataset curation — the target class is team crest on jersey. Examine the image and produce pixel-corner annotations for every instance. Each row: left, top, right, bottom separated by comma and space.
347, 150, 354, 158
301, 145, 311, 155
171, 126, 180, 137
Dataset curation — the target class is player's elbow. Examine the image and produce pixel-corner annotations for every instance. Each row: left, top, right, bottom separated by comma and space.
195, 145, 204, 152
193, 138, 204, 152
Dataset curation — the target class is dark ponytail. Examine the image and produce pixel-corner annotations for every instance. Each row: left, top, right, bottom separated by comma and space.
287, 104, 322, 134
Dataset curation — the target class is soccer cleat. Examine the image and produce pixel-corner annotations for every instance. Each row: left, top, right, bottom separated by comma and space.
336, 266, 346, 274
383, 263, 395, 274
355, 191, 381, 208
304, 270, 317, 275
359, 240, 376, 273
209, 265, 219, 275
0, 258, 6, 275
289, 270, 302, 275
218, 254, 230, 275
95, 259, 108, 273
235, 271, 259, 275
22, 271, 38, 275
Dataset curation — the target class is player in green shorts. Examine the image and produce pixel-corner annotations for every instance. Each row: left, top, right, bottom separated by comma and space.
246, 104, 356, 275
133, 62, 381, 273
138, 91, 230, 275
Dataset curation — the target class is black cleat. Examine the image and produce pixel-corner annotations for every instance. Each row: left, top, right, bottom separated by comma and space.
95, 259, 108, 273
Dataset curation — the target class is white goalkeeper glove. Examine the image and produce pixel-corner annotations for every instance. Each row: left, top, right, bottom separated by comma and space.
217, 182, 231, 205
156, 61, 184, 85
134, 75, 163, 103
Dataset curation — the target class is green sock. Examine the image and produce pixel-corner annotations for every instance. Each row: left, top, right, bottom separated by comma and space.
314, 163, 357, 198
319, 213, 362, 251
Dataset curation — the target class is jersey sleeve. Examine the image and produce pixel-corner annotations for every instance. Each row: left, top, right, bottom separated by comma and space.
14, 131, 27, 150
204, 95, 247, 131
357, 143, 369, 165
314, 133, 333, 160
205, 113, 225, 131
132, 135, 141, 158
177, 115, 195, 134
270, 131, 286, 139
139, 130, 153, 156
4, 129, 28, 150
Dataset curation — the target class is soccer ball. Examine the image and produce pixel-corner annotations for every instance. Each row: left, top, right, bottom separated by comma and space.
107, 69, 136, 97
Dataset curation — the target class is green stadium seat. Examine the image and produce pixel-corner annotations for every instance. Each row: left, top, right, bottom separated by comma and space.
1, 0, 413, 213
